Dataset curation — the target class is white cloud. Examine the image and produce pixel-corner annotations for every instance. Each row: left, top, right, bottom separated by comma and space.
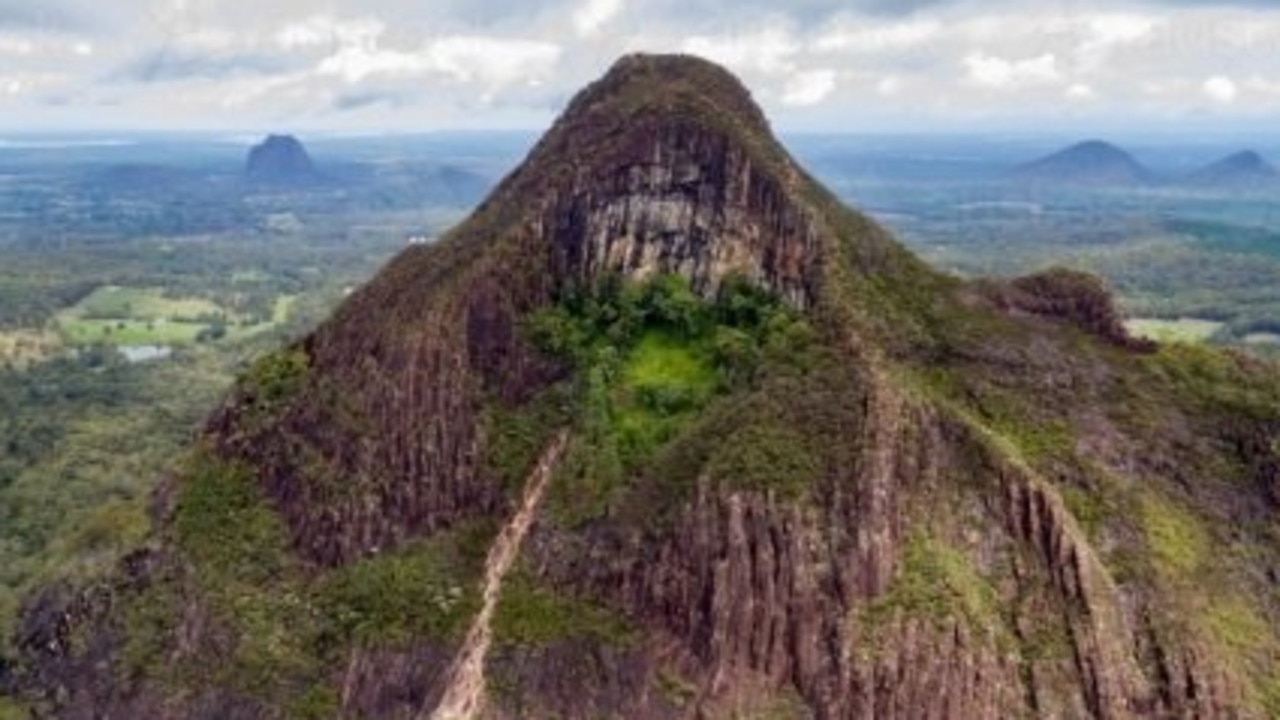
814, 18, 940, 53
1088, 13, 1157, 46
1203, 75, 1238, 104
426, 36, 562, 88
683, 29, 798, 76
877, 76, 901, 96
963, 52, 1060, 89
316, 33, 562, 93
0, 35, 36, 56
276, 16, 385, 51
1065, 83, 1095, 100
782, 68, 836, 106
573, 0, 623, 38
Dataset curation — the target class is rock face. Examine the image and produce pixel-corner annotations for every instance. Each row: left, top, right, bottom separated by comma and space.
7, 54, 1280, 720
1014, 140, 1154, 185
245, 134, 317, 183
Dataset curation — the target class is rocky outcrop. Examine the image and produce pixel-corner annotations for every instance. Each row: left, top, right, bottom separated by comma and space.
245, 134, 316, 184
8, 54, 1279, 720
987, 268, 1156, 352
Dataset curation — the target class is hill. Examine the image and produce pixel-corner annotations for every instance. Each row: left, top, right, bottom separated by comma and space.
1186, 150, 1279, 189
246, 134, 317, 184
5, 55, 1279, 719
1014, 139, 1155, 185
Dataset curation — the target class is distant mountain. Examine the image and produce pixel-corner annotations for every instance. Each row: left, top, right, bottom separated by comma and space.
1185, 150, 1279, 188
245, 134, 316, 184
1013, 140, 1153, 185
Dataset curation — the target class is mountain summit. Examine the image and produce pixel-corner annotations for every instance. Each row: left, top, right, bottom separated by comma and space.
1014, 139, 1154, 185
1187, 150, 1279, 188
246, 133, 317, 183
9, 54, 1280, 720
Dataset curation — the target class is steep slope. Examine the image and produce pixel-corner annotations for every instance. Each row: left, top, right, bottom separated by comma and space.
6, 54, 1280, 720
1186, 150, 1279, 189
1014, 140, 1155, 185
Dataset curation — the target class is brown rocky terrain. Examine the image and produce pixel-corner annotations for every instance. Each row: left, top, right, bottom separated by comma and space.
4, 54, 1279, 719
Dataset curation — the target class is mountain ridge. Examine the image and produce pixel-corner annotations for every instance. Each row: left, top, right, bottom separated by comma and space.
1013, 139, 1155, 185
1187, 149, 1279, 188
6, 53, 1280, 720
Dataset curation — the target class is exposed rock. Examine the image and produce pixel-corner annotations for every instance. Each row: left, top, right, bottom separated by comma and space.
245, 134, 317, 184
8, 53, 1279, 720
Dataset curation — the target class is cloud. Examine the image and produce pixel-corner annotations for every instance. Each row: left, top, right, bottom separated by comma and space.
1065, 83, 1096, 100
275, 16, 385, 50
1203, 75, 1238, 103
814, 18, 940, 53
782, 68, 836, 106
573, 0, 623, 37
0, 1, 93, 32
121, 49, 296, 83
682, 30, 798, 75
963, 52, 1061, 88
316, 33, 562, 98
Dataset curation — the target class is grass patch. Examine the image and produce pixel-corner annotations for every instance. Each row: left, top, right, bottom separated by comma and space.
705, 423, 818, 499
1137, 492, 1210, 580
861, 533, 1007, 647
1125, 317, 1224, 344
173, 450, 290, 583
493, 570, 632, 648
315, 529, 485, 647
54, 285, 293, 348
74, 286, 222, 321
614, 329, 720, 465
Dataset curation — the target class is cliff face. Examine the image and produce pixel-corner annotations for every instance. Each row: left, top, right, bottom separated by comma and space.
8, 54, 1280, 720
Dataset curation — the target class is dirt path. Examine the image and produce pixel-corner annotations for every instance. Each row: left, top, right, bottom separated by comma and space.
425, 430, 569, 720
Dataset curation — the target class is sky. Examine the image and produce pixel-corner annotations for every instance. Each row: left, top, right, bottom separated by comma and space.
2, 0, 1280, 134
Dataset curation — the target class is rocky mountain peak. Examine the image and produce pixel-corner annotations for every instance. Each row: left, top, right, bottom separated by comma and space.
245, 133, 316, 183
476, 53, 833, 309
9, 54, 1280, 720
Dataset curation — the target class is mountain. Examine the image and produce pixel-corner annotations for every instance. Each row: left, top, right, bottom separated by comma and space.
1014, 140, 1155, 185
246, 134, 317, 183
1186, 150, 1279, 188
7, 54, 1280, 719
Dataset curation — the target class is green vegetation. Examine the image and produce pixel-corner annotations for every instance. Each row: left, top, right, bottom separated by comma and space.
528, 274, 821, 524
705, 424, 818, 499
1137, 493, 1210, 579
860, 533, 1007, 646
54, 285, 295, 348
316, 530, 486, 646
492, 569, 632, 648
173, 451, 290, 582
1125, 317, 1225, 344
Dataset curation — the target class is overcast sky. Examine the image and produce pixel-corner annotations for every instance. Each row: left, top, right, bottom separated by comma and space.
2, 0, 1280, 134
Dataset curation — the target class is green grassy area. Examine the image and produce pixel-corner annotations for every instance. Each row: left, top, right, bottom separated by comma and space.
614, 329, 719, 463
74, 286, 222, 321
53, 286, 296, 348
532, 274, 821, 525
58, 317, 207, 345
1125, 317, 1224, 344
493, 569, 632, 648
